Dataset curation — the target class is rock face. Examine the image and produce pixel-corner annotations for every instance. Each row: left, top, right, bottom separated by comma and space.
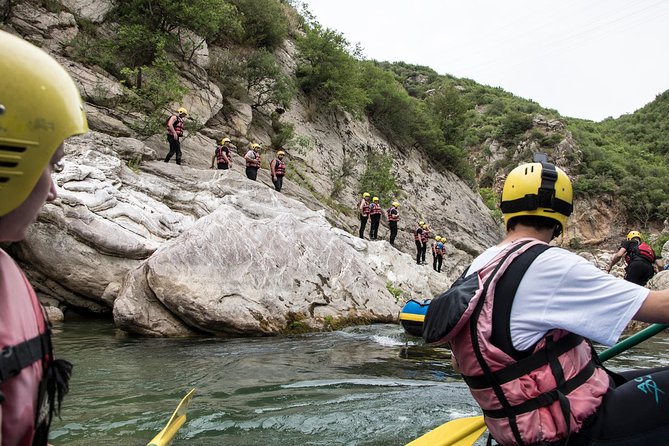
113, 182, 452, 336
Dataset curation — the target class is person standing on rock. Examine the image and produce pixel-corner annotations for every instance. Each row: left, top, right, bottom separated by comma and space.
244, 143, 261, 181
434, 236, 445, 273
0, 30, 80, 445
270, 150, 287, 192
425, 157, 669, 446
358, 192, 371, 238
607, 231, 662, 286
211, 137, 235, 170
420, 221, 431, 264
431, 236, 440, 271
369, 196, 382, 240
414, 221, 426, 265
387, 201, 400, 245
164, 107, 188, 165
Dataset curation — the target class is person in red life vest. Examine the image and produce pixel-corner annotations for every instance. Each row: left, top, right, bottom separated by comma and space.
419, 221, 430, 264
244, 142, 262, 181
431, 236, 443, 271
368, 197, 382, 240
414, 221, 426, 265
164, 107, 188, 165
434, 236, 445, 273
427, 156, 669, 446
0, 30, 80, 445
607, 231, 663, 286
387, 201, 400, 245
358, 192, 371, 238
210, 137, 236, 170
270, 150, 287, 192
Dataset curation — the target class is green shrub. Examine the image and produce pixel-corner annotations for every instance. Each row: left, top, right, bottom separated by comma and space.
358, 153, 399, 207
230, 0, 288, 49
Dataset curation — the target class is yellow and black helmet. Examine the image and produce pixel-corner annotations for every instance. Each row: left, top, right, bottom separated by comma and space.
0, 30, 88, 216
500, 160, 573, 233
221, 137, 231, 144
362, 192, 370, 198
627, 230, 642, 241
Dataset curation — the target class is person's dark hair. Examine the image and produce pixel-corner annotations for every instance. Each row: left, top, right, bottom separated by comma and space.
507, 215, 561, 233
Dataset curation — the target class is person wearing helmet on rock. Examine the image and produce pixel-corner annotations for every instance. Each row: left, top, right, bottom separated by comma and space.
414, 221, 426, 265
210, 137, 236, 170
358, 192, 371, 238
428, 153, 669, 446
419, 221, 430, 264
607, 230, 662, 286
164, 107, 188, 165
244, 142, 261, 181
432, 236, 444, 272
387, 201, 400, 246
270, 150, 287, 192
0, 30, 82, 445
368, 196, 382, 240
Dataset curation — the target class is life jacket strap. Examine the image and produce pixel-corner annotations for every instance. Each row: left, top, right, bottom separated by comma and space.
0, 331, 50, 384
462, 333, 585, 389
482, 361, 596, 419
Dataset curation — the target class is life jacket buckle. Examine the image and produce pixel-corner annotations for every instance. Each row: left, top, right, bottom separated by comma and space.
0, 345, 21, 382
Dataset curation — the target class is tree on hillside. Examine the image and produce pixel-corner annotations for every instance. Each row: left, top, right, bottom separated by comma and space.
295, 23, 368, 116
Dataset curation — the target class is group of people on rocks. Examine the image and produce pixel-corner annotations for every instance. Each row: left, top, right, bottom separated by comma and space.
165, 108, 287, 192
357, 192, 400, 244
356, 193, 446, 271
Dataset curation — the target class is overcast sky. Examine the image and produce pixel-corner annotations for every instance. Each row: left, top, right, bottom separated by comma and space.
301, 0, 669, 122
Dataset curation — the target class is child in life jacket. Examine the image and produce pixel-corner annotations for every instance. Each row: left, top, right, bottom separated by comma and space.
0, 30, 86, 445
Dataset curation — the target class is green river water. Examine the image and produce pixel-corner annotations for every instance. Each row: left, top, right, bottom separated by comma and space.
48, 319, 669, 446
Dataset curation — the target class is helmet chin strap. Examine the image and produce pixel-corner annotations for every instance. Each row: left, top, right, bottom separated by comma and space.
551, 224, 563, 240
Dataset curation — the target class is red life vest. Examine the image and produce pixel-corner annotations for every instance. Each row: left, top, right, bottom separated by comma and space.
0, 251, 70, 446
387, 207, 400, 222
167, 115, 185, 136
246, 151, 260, 168
420, 228, 429, 243
273, 159, 286, 176
414, 227, 422, 241
369, 202, 382, 216
625, 241, 655, 264
424, 240, 609, 446
215, 146, 229, 164
359, 199, 370, 217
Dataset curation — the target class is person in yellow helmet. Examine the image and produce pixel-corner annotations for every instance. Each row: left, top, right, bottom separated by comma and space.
210, 137, 236, 170
164, 107, 188, 165
387, 201, 400, 245
0, 30, 84, 445
270, 150, 287, 192
358, 192, 371, 238
368, 196, 382, 239
607, 230, 662, 285
425, 154, 669, 445
244, 142, 261, 181
413, 220, 426, 264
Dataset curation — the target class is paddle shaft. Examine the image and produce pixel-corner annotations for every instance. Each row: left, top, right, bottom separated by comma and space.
598, 323, 669, 362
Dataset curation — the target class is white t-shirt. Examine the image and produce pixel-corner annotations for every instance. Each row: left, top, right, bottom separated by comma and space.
466, 243, 650, 350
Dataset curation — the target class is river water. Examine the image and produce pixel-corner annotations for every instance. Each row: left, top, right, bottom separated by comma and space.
49, 320, 669, 446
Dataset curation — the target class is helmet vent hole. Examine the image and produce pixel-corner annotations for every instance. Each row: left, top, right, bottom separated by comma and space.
0, 177, 9, 183
0, 161, 18, 168
0, 145, 26, 153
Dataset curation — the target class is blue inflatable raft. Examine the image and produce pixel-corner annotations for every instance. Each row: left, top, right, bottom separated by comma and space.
399, 299, 431, 337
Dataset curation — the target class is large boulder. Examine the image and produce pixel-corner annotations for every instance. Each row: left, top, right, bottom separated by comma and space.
60, 0, 116, 23
113, 180, 452, 336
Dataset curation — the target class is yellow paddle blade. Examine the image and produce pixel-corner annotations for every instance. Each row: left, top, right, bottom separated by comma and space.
147, 388, 196, 446
406, 415, 486, 446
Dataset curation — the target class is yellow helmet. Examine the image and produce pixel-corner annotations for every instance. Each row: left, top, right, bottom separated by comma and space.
177, 107, 188, 115
435, 236, 441, 242
372, 196, 379, 202
500, 161, 573, 233
392, 201, 399, 207
251, 143, 261, 149
419, 220, 425, 226
277, 150, 285, 156
362, 192, 370, 198
221, 137, 231, 144
0, 30, 88, 216
627, 230, 643, 241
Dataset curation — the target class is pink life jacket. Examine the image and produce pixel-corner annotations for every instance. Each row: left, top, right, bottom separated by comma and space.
369, 202, 382, 216
387, 207, 400, 222
273, 159, 286, 176
215, 146, 230, 164
0, 250, 51, 445
420, 228, 429, 243
166, 115, 185, 136
359, 199, 370, 217
424, 239, 610, 446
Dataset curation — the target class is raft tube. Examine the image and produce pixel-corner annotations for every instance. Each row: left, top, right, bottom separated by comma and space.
399, 299, 430, 337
